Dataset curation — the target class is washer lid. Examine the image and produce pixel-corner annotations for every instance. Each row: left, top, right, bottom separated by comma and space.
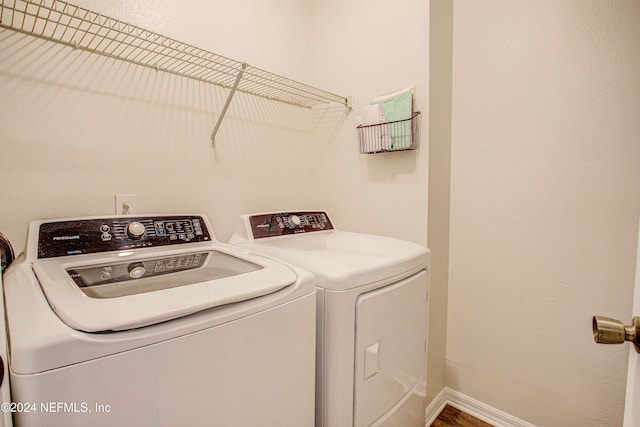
234, 230, 429, 291
32, 246, 298, 332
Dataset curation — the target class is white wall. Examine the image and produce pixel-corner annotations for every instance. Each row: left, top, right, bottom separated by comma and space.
447, 1, 640, 426
427, 0, 453, 404
0, 0, 325, 250
309, 0, 429, 245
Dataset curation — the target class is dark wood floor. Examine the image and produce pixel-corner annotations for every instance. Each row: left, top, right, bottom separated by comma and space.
430, 405, 494, 427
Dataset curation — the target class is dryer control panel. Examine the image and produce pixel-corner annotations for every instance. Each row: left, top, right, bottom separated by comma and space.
248, 211, 334, 240
37, 215, 211, 258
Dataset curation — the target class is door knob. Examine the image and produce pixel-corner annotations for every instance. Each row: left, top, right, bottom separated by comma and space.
592, 315, 640, 353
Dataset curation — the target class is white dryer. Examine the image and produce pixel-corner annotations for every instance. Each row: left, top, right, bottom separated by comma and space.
3, 214, 316, 427
230, 211, 430, 427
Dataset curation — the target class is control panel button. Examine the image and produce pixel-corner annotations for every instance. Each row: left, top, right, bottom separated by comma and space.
100, 267, 112, 280
127, 222, 146, 240
127, 262, 146, 279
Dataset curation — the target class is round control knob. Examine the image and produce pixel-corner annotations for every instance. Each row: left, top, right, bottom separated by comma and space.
127, 222, 146, 239
290, 215, 301, 226
128, 262, 146, 279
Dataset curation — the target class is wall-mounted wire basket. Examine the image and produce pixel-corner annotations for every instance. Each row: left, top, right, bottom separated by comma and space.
357, 111, 421, 154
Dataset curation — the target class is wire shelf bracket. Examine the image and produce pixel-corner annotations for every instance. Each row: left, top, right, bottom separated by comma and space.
0, 0, 352, 146
210, 62, 246, 147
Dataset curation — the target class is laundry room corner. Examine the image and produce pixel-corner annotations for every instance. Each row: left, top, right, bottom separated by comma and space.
4, 1, 640, 426
426, 0, 453, 410
1, 0, 437, 424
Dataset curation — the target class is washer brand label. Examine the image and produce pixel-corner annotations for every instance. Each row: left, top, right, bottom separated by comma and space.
53, 235, 80, 241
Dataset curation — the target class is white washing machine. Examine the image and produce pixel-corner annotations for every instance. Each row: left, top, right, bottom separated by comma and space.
0, 273, 12, 427
2, 214, 316, 427
230, 211, 430, 427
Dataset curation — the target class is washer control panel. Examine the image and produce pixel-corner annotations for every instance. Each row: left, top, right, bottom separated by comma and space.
37, 215, 211, 258
248, 211, 334, 240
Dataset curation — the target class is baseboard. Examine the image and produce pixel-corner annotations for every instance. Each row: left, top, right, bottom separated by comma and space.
424, 388, 449, 426
425, 387, 537, 427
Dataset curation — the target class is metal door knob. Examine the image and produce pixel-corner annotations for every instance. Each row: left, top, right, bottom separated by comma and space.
593, 315, 640, 353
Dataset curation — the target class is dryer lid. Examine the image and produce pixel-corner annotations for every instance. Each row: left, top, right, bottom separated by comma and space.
32, 246, 298, 332
232, 230, 429, 291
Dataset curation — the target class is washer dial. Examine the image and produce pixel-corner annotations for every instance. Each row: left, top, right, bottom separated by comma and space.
127, 222, 146, 239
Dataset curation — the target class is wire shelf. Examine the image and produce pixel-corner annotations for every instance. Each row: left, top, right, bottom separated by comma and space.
357, 112, 421, 154
0, 0, 350, 110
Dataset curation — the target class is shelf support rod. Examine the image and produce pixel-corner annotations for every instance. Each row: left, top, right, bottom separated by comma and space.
210, 62, 247, 147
